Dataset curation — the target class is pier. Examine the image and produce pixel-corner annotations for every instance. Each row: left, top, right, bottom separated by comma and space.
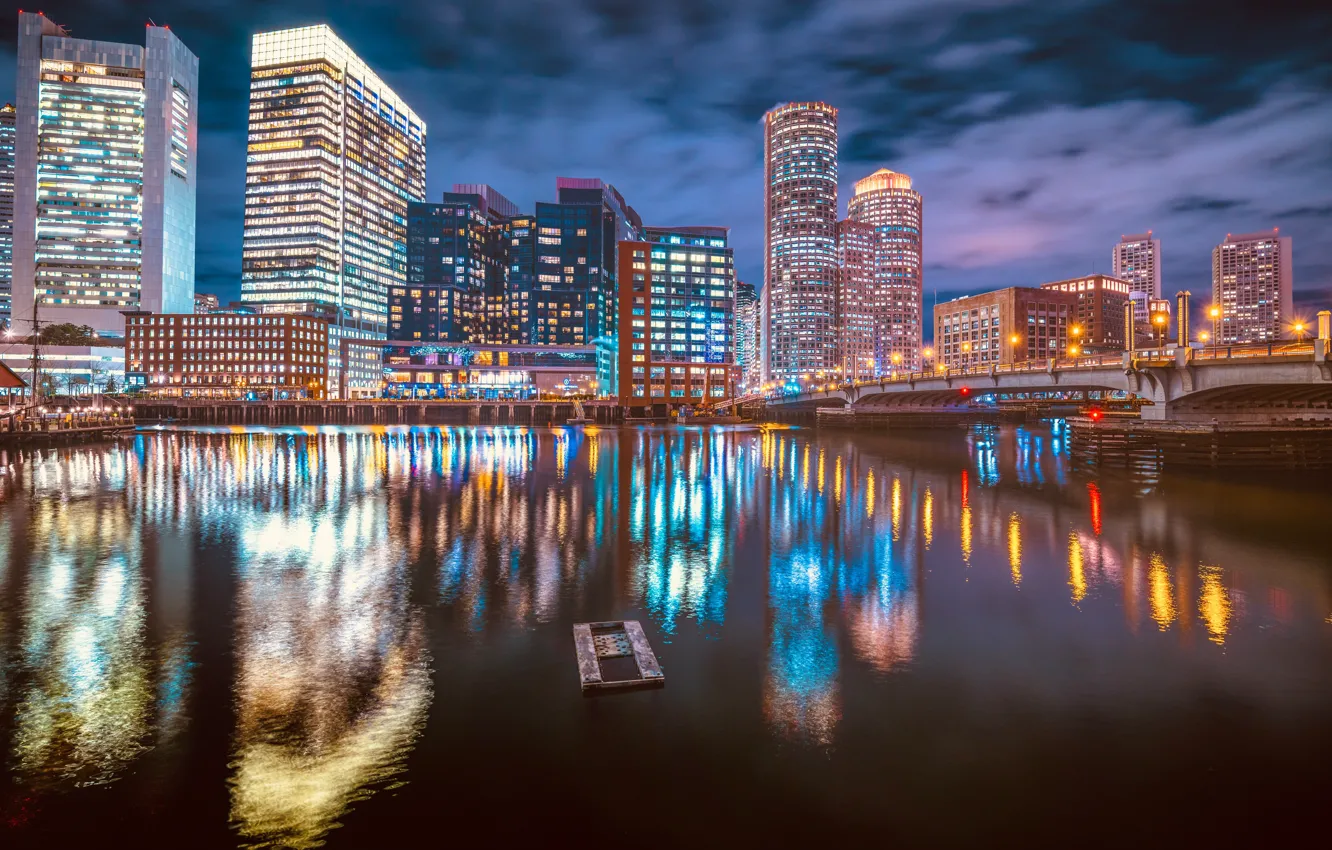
131, 398, 624, 426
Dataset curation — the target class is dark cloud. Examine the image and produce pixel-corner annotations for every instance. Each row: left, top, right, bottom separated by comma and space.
2, 0, 1329, 303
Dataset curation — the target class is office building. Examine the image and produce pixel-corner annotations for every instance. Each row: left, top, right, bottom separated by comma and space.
934, 287, 1079, 370
12, 12, 198, 336
510, 178, 639, 394
124, 311, 329, 397
735, 281, 760, 393
1211, 230, 1293, 344
194, 292, 219, 314
0, 104, 14, 327
836, 219, 877, 381
240, 25, 426, 395
1112, 232, 1161, 323
1038, 275, 1132, 352
393, 186, 516, 344
847, 168, 924, 371
764, 102, 839, 381
617, 227, 736, 408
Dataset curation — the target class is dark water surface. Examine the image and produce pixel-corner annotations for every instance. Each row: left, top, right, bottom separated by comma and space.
1, 423, 1329, 847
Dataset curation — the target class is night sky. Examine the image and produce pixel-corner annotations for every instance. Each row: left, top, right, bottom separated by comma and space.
3, 1, 1330, 316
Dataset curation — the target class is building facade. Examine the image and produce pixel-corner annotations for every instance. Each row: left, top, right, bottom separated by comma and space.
125, 311, 329, 397
935, 287, 1080, 370
1211, 230, 1293, 344
763, 102, 839, 382
836, 219, 877, 381
12, 12, 198, 336
1112, 232, 1161, 323
847, 168, 924, 372
381, 344, 598, 399
1038, 275, 1132, 353
239, 25, 426, 395
194, 292, 219, 314
0, 104, 14, 327
617, 230, 736, 408
734, 281, 760, 393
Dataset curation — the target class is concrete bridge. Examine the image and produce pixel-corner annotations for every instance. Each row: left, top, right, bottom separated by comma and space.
727, 340, 1332, 423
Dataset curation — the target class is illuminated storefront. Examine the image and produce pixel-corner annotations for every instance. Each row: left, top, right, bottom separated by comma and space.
379, 344, 598, 399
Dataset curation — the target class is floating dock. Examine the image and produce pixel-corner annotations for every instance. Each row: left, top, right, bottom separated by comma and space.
573, 620, 664, 693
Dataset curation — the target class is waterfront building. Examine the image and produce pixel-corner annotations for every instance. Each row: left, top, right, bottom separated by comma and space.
0, 103, 14, 327
124, 312, 329, 398
239, 25, 426, 396
847, 168, 924, 371
1211, 230, 1293, 344
1112, 232, 1161, 323
0, 345, 124, 396
617, 228, 736, 408
764, 102, 839, 381
836, 219, 877, 381
381, 343, 598, 399
934, 287, 1080, 370
1038, 275, 1132, 352
12, 12, 199, 336
512, 178, 639, 394
735, 281, 760, 392
194, 292, 219, 314
393, 186, 518, 345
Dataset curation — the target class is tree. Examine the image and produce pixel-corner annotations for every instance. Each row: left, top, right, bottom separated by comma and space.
37, 323, 100, 346
103, 375, 118, 394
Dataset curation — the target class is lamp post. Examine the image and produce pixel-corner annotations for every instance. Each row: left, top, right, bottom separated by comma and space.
1208, 305, 1221, 347
1292, 321, 1308, 343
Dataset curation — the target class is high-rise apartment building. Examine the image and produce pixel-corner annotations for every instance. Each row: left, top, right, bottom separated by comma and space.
240, 25, 426, 396
617, 226, 736, 407
1038, 275, 1132, 353
848, 168, 924, 372
935, 287, 1079, 370
1211, 230, 1293, 344
763, 102, 839, 382
12, 12, 198, 335
0, 104, 14, 327
1112, 232, 1161, 323
395, 186, 517, 344
835, 219, 876, 381
734, 281, 760, 393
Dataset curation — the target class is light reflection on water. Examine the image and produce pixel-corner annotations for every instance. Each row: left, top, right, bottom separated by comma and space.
0, 423, 1329, 845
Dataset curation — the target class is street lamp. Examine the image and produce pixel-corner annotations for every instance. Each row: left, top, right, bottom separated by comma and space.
1292, 320, 1308, 342
1208, 305, 1221, 346
1198, 330, 1210, 344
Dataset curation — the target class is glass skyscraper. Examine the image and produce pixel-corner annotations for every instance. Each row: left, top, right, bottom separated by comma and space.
12, 12, 198, 335
240, 26, 426, 396
763, 102, 839, 382
0, 104, 14, 328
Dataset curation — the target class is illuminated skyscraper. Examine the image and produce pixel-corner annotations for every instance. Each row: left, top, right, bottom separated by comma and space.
0, 104, 14, 327
848, 168, 923, 372
12, 12, 198, 335
763, 102, 839, 382
1112, 232, 1161, 323
836, 219, 876, 381
734, 281, 760, 392
1211, 230, 1293, 344
241, 25, 426, 396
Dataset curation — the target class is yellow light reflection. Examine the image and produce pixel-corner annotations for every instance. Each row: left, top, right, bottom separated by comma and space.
1068, 531, 1087, 604
922, 488, 933, 549
1149, 553, 1177, 630
1007, 513, 1022, 586
890, 477, 902, 541
1198, 565, 1231, 645
817, 448, 825, 494
834, 456, 843, 505
866, 469, 875, 519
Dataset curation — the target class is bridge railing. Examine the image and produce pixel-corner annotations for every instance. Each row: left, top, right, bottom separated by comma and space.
1190, 341, 1313, 360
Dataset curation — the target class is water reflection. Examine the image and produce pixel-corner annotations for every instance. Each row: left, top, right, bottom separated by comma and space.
0, 422, 1329, 844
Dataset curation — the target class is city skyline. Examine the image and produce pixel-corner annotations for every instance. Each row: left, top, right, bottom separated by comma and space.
2, 2, 1327, 314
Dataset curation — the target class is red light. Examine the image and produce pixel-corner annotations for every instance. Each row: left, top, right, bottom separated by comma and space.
1089, 408, 1103, 421
959, 386, 970, 397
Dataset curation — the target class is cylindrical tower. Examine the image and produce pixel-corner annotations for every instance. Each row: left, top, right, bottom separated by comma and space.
848, 168, 923, 373
763, 102, 838, 383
